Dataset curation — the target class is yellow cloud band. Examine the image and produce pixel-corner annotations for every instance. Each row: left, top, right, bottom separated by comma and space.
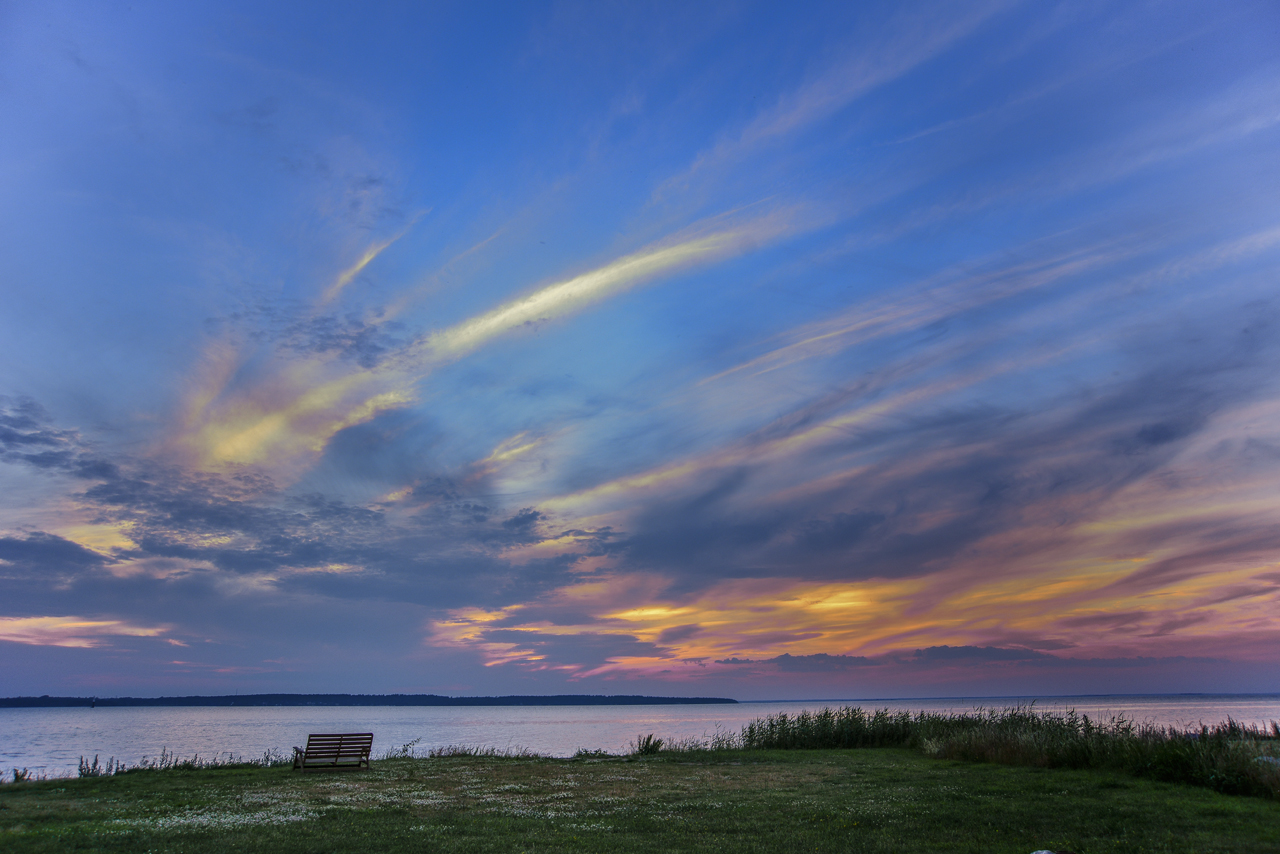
426, 232, 744, 361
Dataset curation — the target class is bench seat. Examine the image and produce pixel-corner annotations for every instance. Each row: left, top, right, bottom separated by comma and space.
292, 732, 373, 772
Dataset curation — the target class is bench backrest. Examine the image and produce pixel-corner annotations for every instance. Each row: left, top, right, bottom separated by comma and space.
302, 732, 373, 762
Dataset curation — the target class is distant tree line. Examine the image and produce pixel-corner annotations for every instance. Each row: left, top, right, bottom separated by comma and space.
0, 693, 738, 708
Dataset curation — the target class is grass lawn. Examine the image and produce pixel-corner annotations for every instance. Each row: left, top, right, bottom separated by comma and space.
2, 749, 1277, 853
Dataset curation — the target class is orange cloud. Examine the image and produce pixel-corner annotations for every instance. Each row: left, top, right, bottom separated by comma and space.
431, 485, 1280, 675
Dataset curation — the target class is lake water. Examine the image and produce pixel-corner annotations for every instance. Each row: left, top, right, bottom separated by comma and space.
4, 694, 1278, 781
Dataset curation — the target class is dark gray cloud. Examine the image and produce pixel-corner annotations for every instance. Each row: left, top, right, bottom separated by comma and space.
707, 647, 1213, 685
475, 628, 669, 669
0, 532, 108, 571
771, 652, 872, 672
793, 511, 886, 554
0, 397, 116, 479
910, 646, 1051, 662
620, 469, 781, 578
0, 399, 592, 641
607, 297, 1280, 598
0, 532, 115, 620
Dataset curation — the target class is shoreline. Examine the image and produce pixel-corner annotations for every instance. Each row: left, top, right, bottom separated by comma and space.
0, 693, 740, 709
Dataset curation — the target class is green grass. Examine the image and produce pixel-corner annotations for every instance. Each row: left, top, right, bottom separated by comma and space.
3, 749, 1279, 853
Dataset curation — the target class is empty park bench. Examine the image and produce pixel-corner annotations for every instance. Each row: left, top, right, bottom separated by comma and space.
292, 732, 373, 772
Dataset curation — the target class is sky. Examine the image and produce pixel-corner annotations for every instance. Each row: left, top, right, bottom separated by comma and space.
1, 0, 1279, 701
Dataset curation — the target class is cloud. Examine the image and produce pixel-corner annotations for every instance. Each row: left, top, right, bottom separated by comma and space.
319, 218, 420, 306
277, 312, 407, 369
0, 532, 110, 573
656, 624, 702, 644
910, 645, 1050, 662
176, 213, 794, 476
770, 652, 872, 672
541, 222, 1271, 524
656, 0, 1010, 198
419, 281, 1280, 675
473, 628, 669, 671
4, 2, 1280, 697
421, 227, 769, 362
0, 399, 593, 648
11, 208, 1279, 691
0, 397, 116, 479
701, 233, 1142, 385
0, 615, 168, 648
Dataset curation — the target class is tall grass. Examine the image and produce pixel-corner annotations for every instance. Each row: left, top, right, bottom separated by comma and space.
379, 738, 422, 760
75, 747, 290, 778
728, 705, 1280, 798
631, 734, 665, 756
2, 751, 266, 784
425, 744, 542, 758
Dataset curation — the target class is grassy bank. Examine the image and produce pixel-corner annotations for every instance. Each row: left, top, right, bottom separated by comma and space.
4, 749, 1280, 853
725, 706, 1280, 799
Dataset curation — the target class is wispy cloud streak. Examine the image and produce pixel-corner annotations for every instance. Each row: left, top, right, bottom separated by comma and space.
656, 0, 1010, 198
423, 228, 765, 361
318, 220, 417, 306
177, 217, 790, 473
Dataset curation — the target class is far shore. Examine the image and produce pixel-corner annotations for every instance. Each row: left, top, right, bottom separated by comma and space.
0, 693, 739, 708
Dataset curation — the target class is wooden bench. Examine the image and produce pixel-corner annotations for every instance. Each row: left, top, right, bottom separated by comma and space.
292, 732, 373, 772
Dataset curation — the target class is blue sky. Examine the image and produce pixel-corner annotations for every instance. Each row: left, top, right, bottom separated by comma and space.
2, 0, 1279, 699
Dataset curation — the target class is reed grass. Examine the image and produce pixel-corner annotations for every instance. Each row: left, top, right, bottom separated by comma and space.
425, 744, 541, 758
72, 746, 291, 779
630, 733, 664, 755
709, 705, 1280, 799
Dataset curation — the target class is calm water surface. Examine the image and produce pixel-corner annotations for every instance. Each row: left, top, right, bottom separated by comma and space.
4, 694, 1277, 780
